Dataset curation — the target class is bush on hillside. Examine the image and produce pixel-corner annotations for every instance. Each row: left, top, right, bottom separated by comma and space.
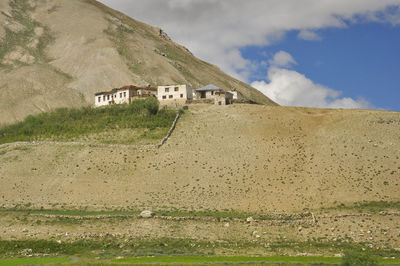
0, 98, 175, 144
340, 250, 378, 266
144, 97, 159, 115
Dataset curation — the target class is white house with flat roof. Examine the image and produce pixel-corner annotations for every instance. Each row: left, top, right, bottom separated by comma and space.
195, 84, 233, 105
95, 85, 156, 107
157, 84, 193, 102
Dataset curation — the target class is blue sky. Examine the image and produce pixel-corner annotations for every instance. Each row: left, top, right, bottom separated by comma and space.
99, 0, 400, 111
243, 22, 400, 110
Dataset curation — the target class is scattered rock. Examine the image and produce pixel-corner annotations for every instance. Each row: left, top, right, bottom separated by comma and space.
34, 27, 44, 37
224, 222, 230, 227
246, 217, 254, 223
4, 20, 24, 33
139, 210, 155, 218
158, 28, 171, 41
1, 11, 12, 18
2, 46, 35, 65
298, 226, 302, 232
18, 248, 33, 256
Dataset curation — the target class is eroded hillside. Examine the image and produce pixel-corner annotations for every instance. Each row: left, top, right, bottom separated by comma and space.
0, 0, 275, 125
1, 104, 399, 212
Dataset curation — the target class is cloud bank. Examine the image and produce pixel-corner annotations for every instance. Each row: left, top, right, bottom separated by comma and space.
252, 52, 370, 109
99, 0, 400, 78
269, 51, 297, 68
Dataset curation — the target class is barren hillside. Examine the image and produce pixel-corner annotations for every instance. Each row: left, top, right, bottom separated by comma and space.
0, 0, 276, 125
1, 104, 399, 213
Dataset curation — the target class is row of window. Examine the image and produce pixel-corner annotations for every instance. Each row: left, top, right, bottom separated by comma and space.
164, 87, 180, 93
162, 94, 184, 100
98, 91, 127, 102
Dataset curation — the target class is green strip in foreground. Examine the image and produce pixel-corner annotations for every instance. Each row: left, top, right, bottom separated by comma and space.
0, 257, 71, 266
113, 256, 400, 265
113, 255, 342, 265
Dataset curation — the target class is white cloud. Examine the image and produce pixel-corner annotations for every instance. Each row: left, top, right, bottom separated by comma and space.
298, 30, 322, 41
99, 0, 400, 81
251, 66, 370, 109
269, 51, 297, 67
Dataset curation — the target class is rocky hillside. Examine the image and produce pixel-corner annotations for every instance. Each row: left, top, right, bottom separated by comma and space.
0, 0, 276, 125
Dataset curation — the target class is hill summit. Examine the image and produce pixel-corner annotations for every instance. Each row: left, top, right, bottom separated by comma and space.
0, 0, 276, 125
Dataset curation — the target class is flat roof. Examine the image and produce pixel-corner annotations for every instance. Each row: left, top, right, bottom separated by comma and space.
196, 84, 223, 92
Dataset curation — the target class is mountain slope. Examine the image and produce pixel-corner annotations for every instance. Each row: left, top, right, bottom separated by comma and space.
0, 0, 276, 125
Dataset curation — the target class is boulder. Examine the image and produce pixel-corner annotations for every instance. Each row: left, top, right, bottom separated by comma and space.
139, 210, 155, 218
246, 217, 254, 223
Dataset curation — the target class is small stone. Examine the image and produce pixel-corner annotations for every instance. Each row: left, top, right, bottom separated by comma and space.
298, 226, 302, 232
1, 11, 12, 18
224, 222, 230, 227
246, 217, 254, 223
139, 210, 155, 218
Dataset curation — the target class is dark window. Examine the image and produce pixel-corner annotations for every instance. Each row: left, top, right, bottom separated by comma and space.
103, 95, 106, 101
162, 95, 167, 99
175, 87, 179, 92
107, 95, 110, 100
124, 92, 127, 97
165, 88, 169, 93
120, 93, 122, 98
169, 95, 173, 99
211, 91, 214, 95
180, 94, 183, 98
98, 97, 101, 102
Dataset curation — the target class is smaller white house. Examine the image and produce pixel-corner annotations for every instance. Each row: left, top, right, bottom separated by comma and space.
157, 84, 193, 102
195, 84, 233, 105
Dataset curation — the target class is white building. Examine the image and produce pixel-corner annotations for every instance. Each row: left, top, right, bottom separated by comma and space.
157, 84, 193, 102
227, 90, 243, 100
195, 84, 233, 105
95, 85, 156, 107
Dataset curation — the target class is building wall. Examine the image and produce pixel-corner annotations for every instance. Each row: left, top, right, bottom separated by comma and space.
95, 89, 130, 107
228, 91, 242, 100
95, 93, 112, 107
195, 90, 220, 99
113, 89, 131, 104
158, 85, 193, 101
214, 95, 226, 105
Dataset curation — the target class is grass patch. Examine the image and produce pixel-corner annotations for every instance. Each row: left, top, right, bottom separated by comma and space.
0, 0, 54, 66
0, 257, 70, 266
0, 207, 306, 221
113, 255, 342, 265
331, 201, 400, 213
0, 98, 177, 144
0, 208, 140, 217
0, 239, 399, 263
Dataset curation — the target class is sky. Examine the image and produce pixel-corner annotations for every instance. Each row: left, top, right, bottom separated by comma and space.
98, 0, 400, 111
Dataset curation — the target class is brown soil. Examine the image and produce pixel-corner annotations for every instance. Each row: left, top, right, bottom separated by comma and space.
0, 104, 399, 212
0, 104, 399, 250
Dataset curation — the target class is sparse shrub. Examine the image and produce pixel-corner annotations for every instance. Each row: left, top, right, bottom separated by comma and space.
340, 250, 378, 266
0, 99, 175, 144
143, 97, 159, 115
